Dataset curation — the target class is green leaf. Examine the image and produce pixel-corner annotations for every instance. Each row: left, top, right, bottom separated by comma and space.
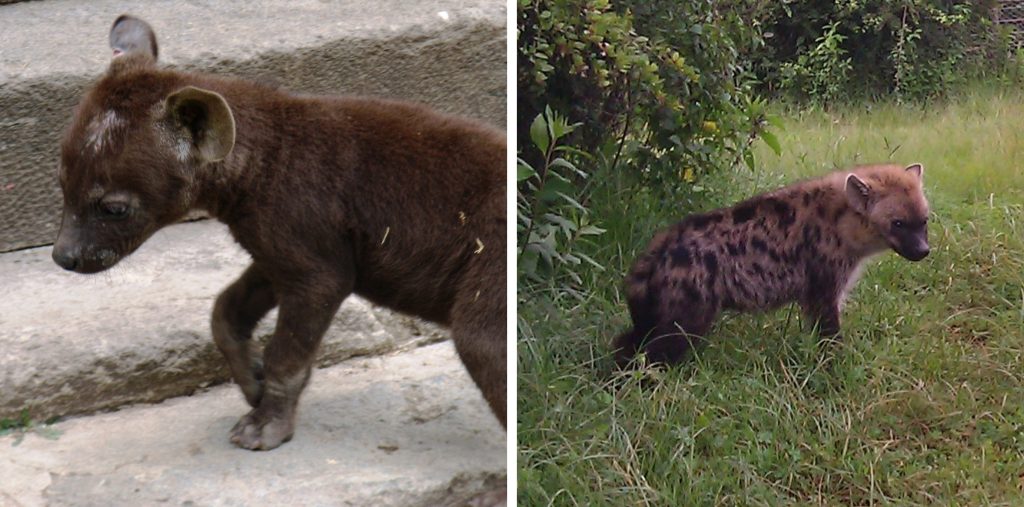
543, 213, 577, 235
578, 225, 606, 236
576, 252, 606, 271
743, 149, 755, 171
517, 164, 538, 182
549, 157, 587, 178
760, 130, 782, 156
555, 191, 587, 212
530, 113, 550, 155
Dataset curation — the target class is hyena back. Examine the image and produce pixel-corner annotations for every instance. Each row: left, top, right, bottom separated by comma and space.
614, 163, 930, 367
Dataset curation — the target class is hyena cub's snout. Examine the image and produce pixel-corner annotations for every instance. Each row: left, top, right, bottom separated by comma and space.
51, 212, 119, 274
52, 224, 125, 274
51, 192, 150, 274
891, 222, 929, 261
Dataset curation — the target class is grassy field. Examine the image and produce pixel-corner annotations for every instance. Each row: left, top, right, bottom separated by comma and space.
517, 86, 1024, 505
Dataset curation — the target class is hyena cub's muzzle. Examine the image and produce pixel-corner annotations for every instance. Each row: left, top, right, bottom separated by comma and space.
890, 220, 929, 261
51, 216, 121, 274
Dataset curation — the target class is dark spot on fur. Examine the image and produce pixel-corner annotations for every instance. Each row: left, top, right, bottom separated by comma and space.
802, 225, 821, 244
669, 244, 692, 267
726, 242, 740, 256
751, 238, 768, 252
702, 252, 718, 274
689, 213, 723, 230
681, 282, 700, 302
768, 198, 791, 217
816, 204, 827, 218
732, 203, 756, 224
776, 206, 796, 229
803, 193, 812, 206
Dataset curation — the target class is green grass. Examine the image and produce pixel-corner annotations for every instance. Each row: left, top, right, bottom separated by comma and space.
518, 86, 1024, 506
1, 409, 62, 445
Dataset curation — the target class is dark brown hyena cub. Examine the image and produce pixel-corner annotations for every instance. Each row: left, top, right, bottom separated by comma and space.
53, 15, 505, 450
614, 163, 930, 367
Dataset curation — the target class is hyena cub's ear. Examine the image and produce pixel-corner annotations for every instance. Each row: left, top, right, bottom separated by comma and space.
845, 174, 872, 214
107, 15, 158, 73
165, 86, 237, 163
905, 163, 924, 179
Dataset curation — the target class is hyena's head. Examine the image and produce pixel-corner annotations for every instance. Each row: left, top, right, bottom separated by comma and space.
845, 163, 930, 261
53, 15, 235, 273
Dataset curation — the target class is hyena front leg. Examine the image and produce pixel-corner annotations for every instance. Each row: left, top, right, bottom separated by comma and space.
229, 269, 352, 451
212, 264, 278, 407
800, 295, 842, 343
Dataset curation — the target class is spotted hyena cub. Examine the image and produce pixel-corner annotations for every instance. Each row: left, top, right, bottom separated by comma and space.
614, 163, 930, 367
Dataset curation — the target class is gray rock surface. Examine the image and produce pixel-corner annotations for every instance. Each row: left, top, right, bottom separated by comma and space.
0, 341, 507, 507
0, 220, 446, 421
0, 0, 506, 251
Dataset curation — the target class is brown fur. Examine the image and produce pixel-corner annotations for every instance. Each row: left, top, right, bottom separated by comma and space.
54, 16, 506, 450
615, 164, 929, 367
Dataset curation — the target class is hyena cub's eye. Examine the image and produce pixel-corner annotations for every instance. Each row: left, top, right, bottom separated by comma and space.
892, 219, 905, 229
99, 200, 130, 219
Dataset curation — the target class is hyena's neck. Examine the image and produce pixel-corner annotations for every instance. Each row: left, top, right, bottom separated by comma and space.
187, 78, 298, 222
818, 177, 888, 260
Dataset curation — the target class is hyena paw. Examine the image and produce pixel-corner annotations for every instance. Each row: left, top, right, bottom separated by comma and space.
229, 408, 294, 450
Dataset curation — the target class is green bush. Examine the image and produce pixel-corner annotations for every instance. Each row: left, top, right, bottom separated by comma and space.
744, 0, 1007, 102
517, 108, 606, 292
517, 0, 768, 181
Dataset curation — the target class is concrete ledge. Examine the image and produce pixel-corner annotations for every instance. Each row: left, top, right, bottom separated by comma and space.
0, 341, 506, 507
0, 220, 447, 421
0, 0, 506, 251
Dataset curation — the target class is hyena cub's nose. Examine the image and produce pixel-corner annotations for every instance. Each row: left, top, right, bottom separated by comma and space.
909, 244, 930, 261
52, 247, 79, 271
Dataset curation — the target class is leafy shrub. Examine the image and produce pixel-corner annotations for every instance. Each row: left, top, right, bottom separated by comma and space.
517, 108, 606, 293
517, 0, 768, 181
744, 0, 1007, 102
778, 21, 853, 104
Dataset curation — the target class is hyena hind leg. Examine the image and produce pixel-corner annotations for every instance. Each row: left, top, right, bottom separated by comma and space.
643, 319, 715, 366
617, 307, 718, 368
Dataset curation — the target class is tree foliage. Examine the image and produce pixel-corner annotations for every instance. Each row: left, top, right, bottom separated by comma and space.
517, 0, 768, 180
742, 0, 1006, 102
